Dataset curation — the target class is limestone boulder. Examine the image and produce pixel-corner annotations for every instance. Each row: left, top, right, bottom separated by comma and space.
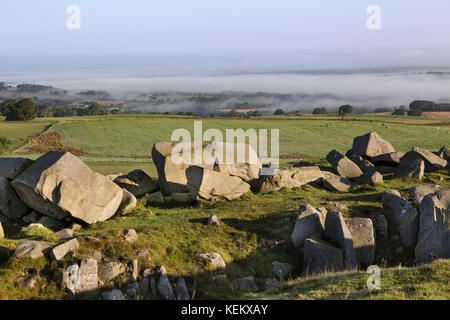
13, 240, 52, 259
401, 147, 447, 172
409, 184, 443, 205
50, 238, 79, 261
324, 211, 358, 270
186, 166, 250, 201
323, 174, 354, 192
117, 189, 137, 215
252, 166, 323, 193
326, 150, 363, 179
0, 157, 34, 180
291, 204, 325, 249
303, 238, 344, 276
0, 177, 29, 219
113, 169, 158, 198
98, 261, 127, 282
352, 132, 395, 158
195, 252, 226, 271
415, 189, 450, 264
11, 151, 123, 224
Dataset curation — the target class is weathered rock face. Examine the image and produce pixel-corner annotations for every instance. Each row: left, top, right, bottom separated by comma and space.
326, 150, 363, 179
0, 177, 29, 219
157, 273, 174, 300
409, 184, 443, 205
11, 151, 123, 224
195, 252, 226, 271
303, 238, 344, 276
291, 204, 325, 249
347, 155, 375, 173
78, 258, 99, 292
152, 141, 261, 195
323, 174, 354, 192
252, 166, 323, 193
117, 189, 137, 215
0, 157, 34, 180
98, 261, 127, 282
371, 152, 404, 166
354, 170, 383, 186
382, 190, 420, 248
352, 132, 395, 158
324, 211, 358, 270
401, 147, 448, 172
396, 159, 424, 180
113, 169, 158, 198
344, 218, 375, 266
415, 189, 450, 264
176, 278, 190, 300
50, 238, 79, 261
272, 261, 294, 279
13, 241, 52, 259
186, 166, 250, 201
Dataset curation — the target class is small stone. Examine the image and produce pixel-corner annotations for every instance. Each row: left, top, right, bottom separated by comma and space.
195, 252, 226, 271
51, 228, 74, 240
123, 229, 138, 242
69, 224, 82, 231
156, 265, 168, 275
136, 249, 150, 259
50, 238, 79, 261
207, 215, 220, 227
13, 240, 52, 259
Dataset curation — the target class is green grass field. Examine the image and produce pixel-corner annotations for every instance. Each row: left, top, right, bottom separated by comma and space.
0, 114, 449, 300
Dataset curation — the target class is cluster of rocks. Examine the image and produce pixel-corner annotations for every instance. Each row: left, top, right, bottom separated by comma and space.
291, 204, 375, 275
382, 185, 449, 264
0, 152, 139, 234
322, 132, 449, 192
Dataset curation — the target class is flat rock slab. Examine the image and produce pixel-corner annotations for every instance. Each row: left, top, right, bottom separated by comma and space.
323, 175, 354, 192
50, 238, 79, 261
409, 184, 443, 205
253, 166, 323, 193
11, 151, 123, 224
13, 241, 52, 259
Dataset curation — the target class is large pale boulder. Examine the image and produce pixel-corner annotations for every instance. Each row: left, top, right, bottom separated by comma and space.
303, 238, 344, 276
352, 132, 395, 158
382, 190, 419, 248
324, 211, 358, 270
186, 166, 250, 201
415, 189, 450, 264
326, 150, 363, 179
152, 141, 261, 195
401, 147, 447, 172
252, 166, 323, 193
0, 177, 29, 219
291, 204, 325, 249
0, 157, 34, 180
11, 151, 123, 224
113, 169, 158, 197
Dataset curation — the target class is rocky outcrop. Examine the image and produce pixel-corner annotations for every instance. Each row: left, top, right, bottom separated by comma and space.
11, 151, 123, 224
352, 132, 395, 158
252, 166, 323, 193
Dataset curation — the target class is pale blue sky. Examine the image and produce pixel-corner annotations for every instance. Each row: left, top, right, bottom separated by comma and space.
1, 1, 450, 73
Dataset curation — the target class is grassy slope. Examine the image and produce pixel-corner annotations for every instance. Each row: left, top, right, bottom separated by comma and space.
0, 114, 449, 300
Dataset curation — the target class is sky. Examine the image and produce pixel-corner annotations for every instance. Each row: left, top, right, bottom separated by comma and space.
1, 0, 450, 74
